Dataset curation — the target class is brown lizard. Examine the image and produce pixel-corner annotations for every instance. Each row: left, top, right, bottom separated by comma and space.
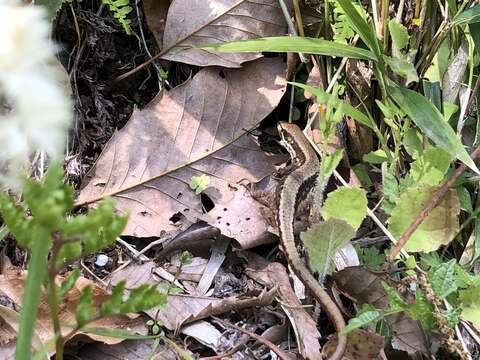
277, 122, 347, 360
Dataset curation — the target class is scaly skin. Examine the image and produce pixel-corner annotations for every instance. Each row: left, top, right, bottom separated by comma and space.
277, 122, 346, 360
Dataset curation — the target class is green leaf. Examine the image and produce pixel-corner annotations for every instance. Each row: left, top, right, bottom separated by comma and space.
35, 0, 64, 20
320, 149, 343, 179
407, 289, 436, 331
443, 102, 459, 122
189, 175, 210, 195
459, 276, 480, 326
81, 327, 162, 340
301, 219, 355, 278
118, 284, 167, 314
322, 187, 367, 229
363, 149, 388, 164
382, 283, 408, 310
355, 246, 385, 271
76, 286, 96, 328
452, 5, 480, 26
339, 309, 383, 336
403, 128, 424, 159
0, 195, 36, 248
388, 20, 409, 50
443, 307, 461, 328
388, 186, 460, 253
335, 0, 381, 56
200, 37, 378, 61
381, 163, 399, 215
409, 147, 452, 186
420, 252, 443, 270
352, 164, 372, 189
100, 281, 126, 316
384, 57, 419, 85
388, 86, 479, 173
291, 82, 374, 129
57, 269, 81, 303
428, 259, 458, 298
457, 186, 473, 213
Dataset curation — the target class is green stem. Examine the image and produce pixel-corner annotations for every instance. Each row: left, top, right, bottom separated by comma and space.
15, 228, 52, 360
47, 240, 63, 360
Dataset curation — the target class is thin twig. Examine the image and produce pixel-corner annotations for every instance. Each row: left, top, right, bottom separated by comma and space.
387, 146, 480, 261
211, 317, 293, 360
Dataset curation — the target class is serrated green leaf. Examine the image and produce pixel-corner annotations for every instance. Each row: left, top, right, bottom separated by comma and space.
322, 187, 367, 229
388, 86, 478, 173
291, 82, 374, 129
0, 195, 36, 248
388, 186, 460, 253
118, 284, 167, 314
420, 252, 443, 270
57, 269, 81, 303
339, 309, 383, 336
356, 246, 385, 271
382, 282, 408, 310
189, 175, 210, 195
443, 307, 461, 328
407, 289, 436, 331
76, 286, 96, 327
410, 147, 452, 186
384, 57, 419, 85
301, 219, 355, 278
200, 37, 378, 61
388, 20, 409, 50
381, 163, 399, 215
101, 281, 126, 316
363, 149, 388, 164
428, 259, 457, 298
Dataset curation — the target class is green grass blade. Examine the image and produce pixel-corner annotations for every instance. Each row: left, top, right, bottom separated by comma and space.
452, 5, 480, 26
335, 0, 382, 56
200, 36, 377, 61
389, 86, 479, 173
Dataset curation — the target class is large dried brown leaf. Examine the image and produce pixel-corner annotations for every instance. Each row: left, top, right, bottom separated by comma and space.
108, 262, 276, 330
334, 266, 432, 354
160, 0, 288, 67
77, 58, 286, 239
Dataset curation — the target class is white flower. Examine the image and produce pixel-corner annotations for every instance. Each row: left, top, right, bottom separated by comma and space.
0, 0, 71, 188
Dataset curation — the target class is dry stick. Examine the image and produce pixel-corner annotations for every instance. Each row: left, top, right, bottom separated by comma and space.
387, 145, 480, 262
211, 317, 293, 360
114, 0, 246, 82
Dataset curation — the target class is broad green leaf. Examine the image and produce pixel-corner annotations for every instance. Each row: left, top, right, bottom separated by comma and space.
403, 128, 424, 159
301, 219, 355, 278
355, 246, 385, 271
388, 186, 460, 253
335, 0, 381, 56
339, 309, 383, 336
201, 37, 377, 61
76, 286, 95, 328
420, 252, 443, 270
428, 259, 457, 298
118, 284, 167, 314
189, 175, 210, 195
291, 82, 374, 129
352, 164, 373, 189
457, 186, 473, 213
388, 86, 479, 173
452, 5, 480, 26
323, 187, 367, 229
363, 149, 388, 164
409, 147, 452, 186
423, 80, 442, 111
388, 20, 409, 50
384, 57, 419, 85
